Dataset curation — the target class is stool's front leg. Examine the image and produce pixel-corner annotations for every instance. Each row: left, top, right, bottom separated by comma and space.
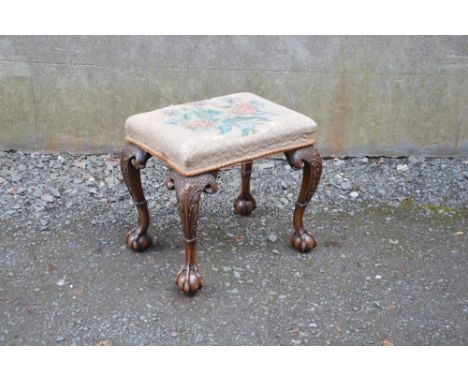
234, 161, 256, 216
120, 144, 153, 251
285, 146, 322, 252
166, 171, 218, 294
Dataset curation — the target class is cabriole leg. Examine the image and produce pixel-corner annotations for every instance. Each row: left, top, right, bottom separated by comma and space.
285, 146, 322, 252
165, 171, 218, 294
234, 161, 256, 216
120, 144, 153, 251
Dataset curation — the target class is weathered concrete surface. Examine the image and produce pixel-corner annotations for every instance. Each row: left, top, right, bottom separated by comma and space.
0, 36, 467, 156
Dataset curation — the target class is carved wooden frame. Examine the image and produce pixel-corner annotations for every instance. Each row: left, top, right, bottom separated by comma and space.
120, 143, 322, 295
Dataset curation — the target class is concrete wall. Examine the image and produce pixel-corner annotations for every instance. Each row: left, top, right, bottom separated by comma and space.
0, 36, 467, 156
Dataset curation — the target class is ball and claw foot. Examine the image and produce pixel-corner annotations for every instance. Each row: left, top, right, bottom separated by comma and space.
126, 228, 153, 252
234, 162, 256, 216
233, 196, 256, 216
290, 230, 317, 253
176, 265, 204, 295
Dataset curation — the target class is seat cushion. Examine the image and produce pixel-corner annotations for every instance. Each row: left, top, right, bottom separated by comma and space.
125, 92, 316, 176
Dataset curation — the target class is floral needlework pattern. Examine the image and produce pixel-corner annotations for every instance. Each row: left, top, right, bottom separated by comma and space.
162, 97, 274, 136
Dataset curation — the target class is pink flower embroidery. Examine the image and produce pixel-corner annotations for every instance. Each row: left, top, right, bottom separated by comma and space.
232, 102, 257, 115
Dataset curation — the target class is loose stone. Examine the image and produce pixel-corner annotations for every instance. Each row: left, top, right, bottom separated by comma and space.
268, 234, 278, 243
41, 194, 55, 203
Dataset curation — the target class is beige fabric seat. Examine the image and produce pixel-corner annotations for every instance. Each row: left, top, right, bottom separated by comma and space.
125, 92, 317, 176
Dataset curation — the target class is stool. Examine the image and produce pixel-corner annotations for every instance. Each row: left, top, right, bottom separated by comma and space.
120, 93, 322, 294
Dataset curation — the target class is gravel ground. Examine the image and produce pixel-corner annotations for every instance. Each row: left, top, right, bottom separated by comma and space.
0, 150, 467, 345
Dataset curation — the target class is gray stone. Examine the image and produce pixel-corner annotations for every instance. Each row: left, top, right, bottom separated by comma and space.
349, 191, 359, 199
259, 161, 275, 170
41, 194, 54, 203
48, 187, 60, 197
105, 176, 114, 188
12, 174, 24, 182
397, 164, 409, 172
280, 197, 289, 205
267, 234, 278, 243
340, 180, 352, 191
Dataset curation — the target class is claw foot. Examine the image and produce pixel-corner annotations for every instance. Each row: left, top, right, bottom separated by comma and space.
290, 230, 317, 253
234, 196, 256, 216
175, 265, 204, 295
126, 228, 152, 252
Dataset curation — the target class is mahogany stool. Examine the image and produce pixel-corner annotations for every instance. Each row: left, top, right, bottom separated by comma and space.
120, 93, 322, 294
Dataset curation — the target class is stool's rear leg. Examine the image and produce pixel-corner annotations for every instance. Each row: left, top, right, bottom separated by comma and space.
166, 171, 218, 295
234, 161, 256, 216
285, 146, 322, 252
120, 144, 153, 251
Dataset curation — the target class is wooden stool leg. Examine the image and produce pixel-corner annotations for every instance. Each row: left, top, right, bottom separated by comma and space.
165, 170, 218, 294
285, 146, 322, 252
233, 161, 256, 216
120, 144, 153, 251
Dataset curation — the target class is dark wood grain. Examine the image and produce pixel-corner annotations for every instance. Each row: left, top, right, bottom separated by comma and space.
120, 144, 153, 251
121, 142, 322, 294
285, 146, 322, 252
233, 161, 256, 216
165, 170, 218, 294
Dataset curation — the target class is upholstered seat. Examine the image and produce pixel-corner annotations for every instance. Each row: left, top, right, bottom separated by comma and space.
125, 92, 317, 176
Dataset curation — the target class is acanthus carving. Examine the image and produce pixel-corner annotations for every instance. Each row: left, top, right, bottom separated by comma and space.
120, 140, 322, 294
165, 170, 218, 294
